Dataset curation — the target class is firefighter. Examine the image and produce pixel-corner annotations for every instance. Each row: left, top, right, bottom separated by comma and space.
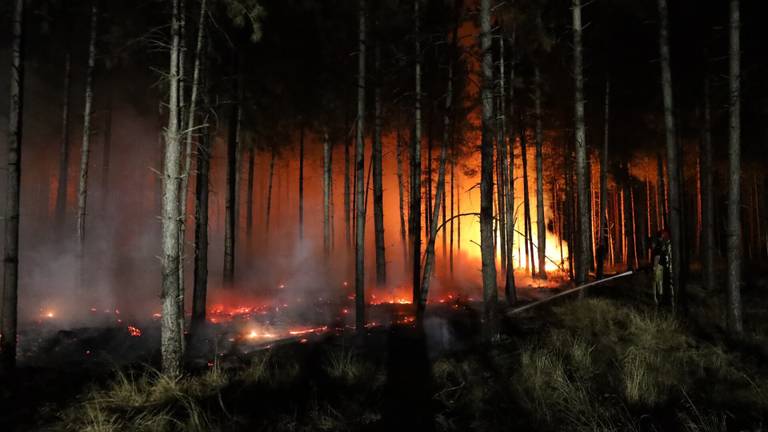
651, 230, 672, 307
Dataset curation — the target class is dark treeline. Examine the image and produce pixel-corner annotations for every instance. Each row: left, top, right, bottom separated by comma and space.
1, 0, 768, 376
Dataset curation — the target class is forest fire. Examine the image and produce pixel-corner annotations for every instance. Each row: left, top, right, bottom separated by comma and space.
3, 0, 768, 430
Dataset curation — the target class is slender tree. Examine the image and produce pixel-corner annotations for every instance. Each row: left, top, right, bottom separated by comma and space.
223, 65, 240, 286
298, 125, 305, 240
56, 51, 72, 224
572, 0, 590, 285
160, 0, 184, 376
1, 0, 25, 370
354, 0, 367, 331
701, 79, 715, 291
534, 66, 546, 279
726, 0, 743, 334
373, 45, 386, 284
504, 30, 517, 303
77, 0, 99, 248
657, 0, 682, 309
479, 0, 498, 318
597, 79, 609, 278
410, 0, 423, 306
323, 130, 333, 255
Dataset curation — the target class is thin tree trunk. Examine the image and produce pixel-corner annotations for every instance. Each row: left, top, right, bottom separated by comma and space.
479, 0, 498, 318
102, 89, 113, 203
354, 0, 367, 331
265, 147, 276, 232
191, 115, 211, 334
411, 0, 423, 306
246, 144, 255, 233
323, 130, 332, 255
419, 81, 450, 313
299, 125, 305, 240
597, 79, 609, 278
56, 50, 71, 225
504, 31, 517, 302
573, 0, 590, 285
521, 125, 535, 275
344, 127, 351, 248
534, 66, 546, 279
657, 0, 682, 310
77, 0, 98, 249
373, 45, 386, 284
726, 0, 743, 334
1, 0, 25, 370
161, 0, 184, 376
630, 184, 639, 269
223, 63, 239, 287
397, 128, 408, 263
701, 79, 715, 291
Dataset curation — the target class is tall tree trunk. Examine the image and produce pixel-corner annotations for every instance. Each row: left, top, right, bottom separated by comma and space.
102, 89, 113, 203
534, 66, 547, 279
1, 0, 25, 370
56, 50, 71, 225
504, 31, 517, 302
323, 130, 332, 255
396, 127, 408, 262
161, 0, 184, 376
223, 63, 239, 287
479, 0, 498, 318
77, 0, 98, 249
521, 124, 534, 274
191, 116, 210, 334
246, 145, 255, 233
265, 147, 276, 232
298, 125, 305, 240
344, 128, 352, 248
354, 0, 367, 331
700, 79, 714, 290
419, 77, 450, 314
373, 45, 386, 284
573, 0, 590, 285
496, 36, 507, 273
411, 0, 423, 306
726, 0, 743, 334
657, 0, 682, 310
597, 79, 609, 278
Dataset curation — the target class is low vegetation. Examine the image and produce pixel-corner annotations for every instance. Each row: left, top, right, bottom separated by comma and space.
49, 289, 768, 431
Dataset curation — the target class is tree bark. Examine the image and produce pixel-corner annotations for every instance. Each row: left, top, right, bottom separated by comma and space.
223, 63, 239, 287
657, 0, 682, 310
597, 79, 609, 278
246, 145, 255, 233
266, 147, 276, 232
573, 0, 590, 285
161, 0, 184, 376
504, 32, 517, 302
373, 45, 386, 285
479, 0, 498, 318
411, 0, 423, 306
77, 0, 98, 249
419, 72, 450, 314
298, 125, 305, 240
700, 80, 714, 290
1, 0, 25, 370
56, 50, 71, 225
397, 128, 408, 262
521, 123, 534, 274
354, 0, 367, 331
534, 66, 547, 279
191, 115, 210, 334
726, 0, 743, 334
496, 36, 507, 273
323, 130, 333, 255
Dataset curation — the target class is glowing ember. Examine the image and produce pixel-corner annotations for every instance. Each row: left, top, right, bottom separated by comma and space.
127, 325, 142, 337
288, 326, 327, 336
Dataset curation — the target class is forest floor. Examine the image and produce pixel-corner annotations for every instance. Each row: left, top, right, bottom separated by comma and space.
3, 268, 768, 431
